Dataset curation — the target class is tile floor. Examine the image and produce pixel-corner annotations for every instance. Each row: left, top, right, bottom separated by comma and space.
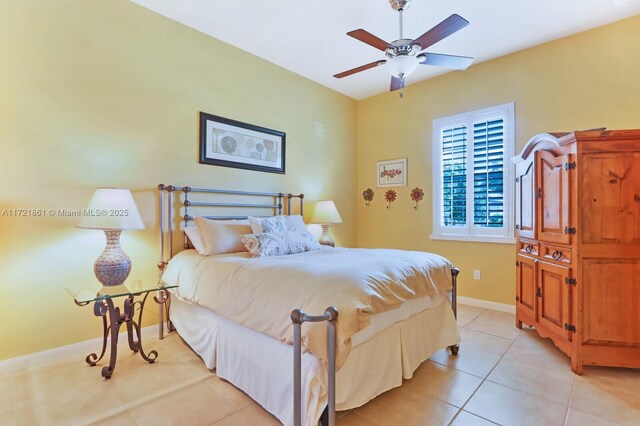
2, 304, 639, 425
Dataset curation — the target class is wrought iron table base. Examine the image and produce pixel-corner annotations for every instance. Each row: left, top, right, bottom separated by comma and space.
78, 290, 170, 379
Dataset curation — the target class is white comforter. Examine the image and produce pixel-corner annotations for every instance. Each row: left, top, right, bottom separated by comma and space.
161, 247, 453, 368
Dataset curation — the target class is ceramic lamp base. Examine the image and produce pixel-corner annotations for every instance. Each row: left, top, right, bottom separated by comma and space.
318, 224, 335, 247
94, 230, 131, 286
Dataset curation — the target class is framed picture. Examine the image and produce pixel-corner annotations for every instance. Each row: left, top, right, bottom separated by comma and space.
377, 158, 407, 187
199, 112, 286, 174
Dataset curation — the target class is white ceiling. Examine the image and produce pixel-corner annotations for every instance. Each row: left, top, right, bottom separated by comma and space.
131, 0, 640, 100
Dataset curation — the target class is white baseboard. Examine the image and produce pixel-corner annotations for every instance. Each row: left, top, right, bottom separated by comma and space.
0, 325, 157, 375
458, 296, 516, 314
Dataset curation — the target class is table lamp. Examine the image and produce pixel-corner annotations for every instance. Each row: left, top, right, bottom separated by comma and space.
310, 200, 342, 247
77, 188, 145, 286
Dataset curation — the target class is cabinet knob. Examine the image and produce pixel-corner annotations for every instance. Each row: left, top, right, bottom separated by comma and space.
551, 250, 563, 260
525, 245, 533, 253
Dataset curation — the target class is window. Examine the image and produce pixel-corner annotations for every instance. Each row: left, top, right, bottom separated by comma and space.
432, 103, 515, 243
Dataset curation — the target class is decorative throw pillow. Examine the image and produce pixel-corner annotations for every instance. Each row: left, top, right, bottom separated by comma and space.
241, 231, 321, 258
248, 216, 286, 234
283, 215, 307, 233
283, 215, 321, 242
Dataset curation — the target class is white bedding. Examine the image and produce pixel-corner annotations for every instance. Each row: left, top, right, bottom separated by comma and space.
161, 248, 453, 368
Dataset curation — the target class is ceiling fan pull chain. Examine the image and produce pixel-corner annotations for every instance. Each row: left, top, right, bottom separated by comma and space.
399, 9, 403, 39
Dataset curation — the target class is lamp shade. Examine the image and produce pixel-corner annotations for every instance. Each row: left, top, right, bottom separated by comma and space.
310, 200, 342, 224
77, 188, 145, 231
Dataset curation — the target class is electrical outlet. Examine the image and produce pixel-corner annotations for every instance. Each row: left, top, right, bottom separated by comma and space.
473, 270, 481, 280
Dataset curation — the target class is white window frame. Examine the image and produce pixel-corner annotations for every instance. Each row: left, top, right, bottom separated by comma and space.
431, 102, 515, 244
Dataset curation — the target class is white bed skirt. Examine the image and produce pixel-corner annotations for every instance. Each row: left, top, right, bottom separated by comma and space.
170, 296, 459, 426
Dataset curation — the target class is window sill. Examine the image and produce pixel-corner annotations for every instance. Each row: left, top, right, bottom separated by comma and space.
430, 234, 516, 244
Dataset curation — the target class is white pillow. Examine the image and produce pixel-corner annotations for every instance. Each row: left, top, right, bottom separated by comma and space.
184, 226, 206, 255
248, 216, 286, 234
283, 215, 307, 233
241, 231, 321, 258
194, 217, 252, 256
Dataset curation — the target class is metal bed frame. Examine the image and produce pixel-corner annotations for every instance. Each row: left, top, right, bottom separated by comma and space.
156, 184, 460, 426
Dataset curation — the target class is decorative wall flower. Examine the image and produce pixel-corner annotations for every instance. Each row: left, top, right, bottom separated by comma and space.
410, 187, 424, 209
385, 189, 397, 209
362, 188, 374, 207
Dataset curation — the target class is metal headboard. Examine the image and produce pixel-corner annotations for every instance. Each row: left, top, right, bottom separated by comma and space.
157, 184, 304, 272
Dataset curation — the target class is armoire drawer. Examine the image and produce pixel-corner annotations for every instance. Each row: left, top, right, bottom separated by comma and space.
518, 239, 539, 257
541, 243, 572, 265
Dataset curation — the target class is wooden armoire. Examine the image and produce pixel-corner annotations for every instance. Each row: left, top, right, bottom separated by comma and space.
513, 129, 640, 374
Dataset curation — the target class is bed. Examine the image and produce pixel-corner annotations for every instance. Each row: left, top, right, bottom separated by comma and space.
156, 185, 461, 426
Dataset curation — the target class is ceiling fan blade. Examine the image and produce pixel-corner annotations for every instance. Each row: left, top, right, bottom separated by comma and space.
390, 76, 404, 92
334, 60, 386, 79
411, 14, 469, 51
419, 53, 474, 70
347, 29, 392, 52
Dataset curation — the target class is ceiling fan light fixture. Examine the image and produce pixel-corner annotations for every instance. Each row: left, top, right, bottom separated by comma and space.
385, 55, 419, 78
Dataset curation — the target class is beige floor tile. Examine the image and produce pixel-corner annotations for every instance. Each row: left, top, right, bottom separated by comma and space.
465, 310, 521, 340
504, 329, 570, 363
129, 381, 237, 426
429, 345, 502, 379
225, 404, 281, 426
111, 351, 211, 407
404, 360, 482, 407
459, 328, 514, 356
450, 410, 497, 425
0, 372, 17, 413
336, 411, 378, 425
487, 355, 575, 405
89, 410, 138, 426
564, 408, 619, 426
570, 366, 640, 425
354, 381, 458, 426
211, 410, 253, 426
336, 410, 351, 420
15, 361, 126, 425
205, 375, 254, 410
465, 381, 567, 426
0, 408, 17, 426
456, 304, 487, 327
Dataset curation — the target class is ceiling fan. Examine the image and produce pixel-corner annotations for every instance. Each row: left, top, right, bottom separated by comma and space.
334, 0, 474, 95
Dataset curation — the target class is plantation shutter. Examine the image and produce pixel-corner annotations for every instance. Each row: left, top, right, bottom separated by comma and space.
441, 125, 467, 226
473, 118, 504, 228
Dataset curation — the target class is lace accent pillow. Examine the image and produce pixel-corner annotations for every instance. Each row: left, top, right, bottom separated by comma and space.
248, 216, 287, 234
241, 231, 321, 258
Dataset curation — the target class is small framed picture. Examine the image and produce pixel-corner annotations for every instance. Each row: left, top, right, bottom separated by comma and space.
199, 112, 286, 174
377, 158, 407, 187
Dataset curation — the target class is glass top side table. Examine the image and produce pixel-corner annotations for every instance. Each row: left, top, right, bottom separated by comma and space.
66, 282, 178, 379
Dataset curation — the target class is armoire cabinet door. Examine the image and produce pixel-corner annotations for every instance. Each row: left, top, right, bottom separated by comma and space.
537, 150, 572, 244
537, 261, 572, 342
515, 161, 536, 239
581, 151, 640, 244
516, 255, 536, 320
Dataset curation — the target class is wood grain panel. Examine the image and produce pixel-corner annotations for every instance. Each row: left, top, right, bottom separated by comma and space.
581, 152, 640, 243
582, 259, 640, 346
516, 160, 536, 239
537, 151, 571, 244
537, 261, 571, 342
516, 255, 536, 319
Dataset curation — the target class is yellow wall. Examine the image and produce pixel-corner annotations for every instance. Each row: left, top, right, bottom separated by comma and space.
355, 15, 640, 305
0, 0, 357, 361
2, 2, 639, 362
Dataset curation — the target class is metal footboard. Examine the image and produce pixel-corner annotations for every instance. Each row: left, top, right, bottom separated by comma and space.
291, 307, 338, 426
291, 267, 460, 425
